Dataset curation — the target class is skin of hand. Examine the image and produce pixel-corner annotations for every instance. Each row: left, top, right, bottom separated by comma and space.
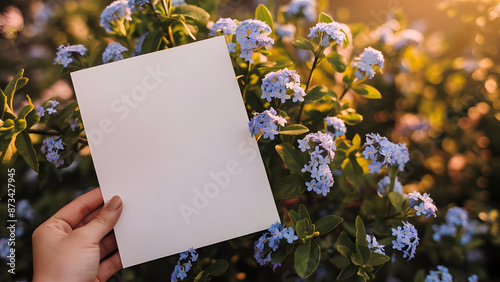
32, 187, 123, 282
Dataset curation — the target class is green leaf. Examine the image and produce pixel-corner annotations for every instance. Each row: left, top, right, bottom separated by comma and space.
194, 270, 208, 282
337, 231, 355, 250
388, 192, 407, 212
14, 130, 39, 173
255, 4, 273, 31
351, 252, 362, 266
279, 124, 309, 136
270, 246, 288, 263
273, 174, 307, 199
352, 84, 382, 99
293, 37, 315, 51
337, 245, 354, 259
368, 252, 390, 266
305, 85, 328, 102
54, 101, 79, 124
337, 264, 357, 280
342, 74, 354, 89
352, 134, 361, 149
295, 218, 311, 239
340, 112, 363, 125
275, 143, 305, 175
341, 157, 364, 186
355, 216, 368, 246
356, 243, 371, 264
314, 215, 343, 235
205, 259, 229, 277
0, 89, 6, 119
318, 12, 333, 23
327, 52, 347, 73
4, 69, 24, 110
289, 210, 300, 225
294, 239, 321, 278
142, 31, 166, 54
172, 4, 210, 23
299, 204, 311, 221
15, 77, 28, 91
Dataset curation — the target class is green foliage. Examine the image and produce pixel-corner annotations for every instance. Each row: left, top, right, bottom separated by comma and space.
255, 4, 274, 31
293, 37, 316, 52
336, 217, 390, 281
0, 69, 39, 172
327, 52, 347, 73
275, 143, 305, 175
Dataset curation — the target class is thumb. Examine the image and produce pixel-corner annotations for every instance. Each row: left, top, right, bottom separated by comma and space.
81, 195, 123, 243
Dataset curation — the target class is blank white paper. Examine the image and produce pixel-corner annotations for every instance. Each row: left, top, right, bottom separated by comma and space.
70, 36, 280, 268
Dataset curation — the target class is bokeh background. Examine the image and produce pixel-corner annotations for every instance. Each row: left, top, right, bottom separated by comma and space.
1, 0, 499, 281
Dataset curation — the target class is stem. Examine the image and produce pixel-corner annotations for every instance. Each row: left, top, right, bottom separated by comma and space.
296, 55, 321, 124
338, 87, 349, 101
28, 129, 88, 145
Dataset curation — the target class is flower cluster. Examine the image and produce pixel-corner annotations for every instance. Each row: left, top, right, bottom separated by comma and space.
432, 207, 484, 244
235, 19, 274, 63
408, 191, 438, 218
324, 116, 346, 138
103, 42, 128, 63
100, 0, 132, 32
248, 107, 287, 140
37, 100, 59, 117
54, 44, 87, 67
170, 248, 198, 282
362, 133, 410, 173
352, 47, 384, 80
40, 136, 64, 168
209, 18, 238, 53
468, 274, 479, 282
298, 132, 336, 196
391, 221, 419, 260
426, 265, 453, 282
307, 22, 347, 47
261, 68, 306, 103
366, 234, 385, 255
286, 0, 316, 22
254, 222, 298, 269
128, 0, 149, 12
376, 176, 403, 196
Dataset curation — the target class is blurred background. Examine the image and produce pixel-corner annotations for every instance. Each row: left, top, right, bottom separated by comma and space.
1, 0, 499, 281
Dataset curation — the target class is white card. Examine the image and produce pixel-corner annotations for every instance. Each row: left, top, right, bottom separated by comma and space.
70, 36, 280, 268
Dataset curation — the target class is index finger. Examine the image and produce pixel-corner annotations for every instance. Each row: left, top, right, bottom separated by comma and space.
52, 187, 105, 229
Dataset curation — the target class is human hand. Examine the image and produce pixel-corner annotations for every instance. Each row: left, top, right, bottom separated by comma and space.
32, 187, 123, 282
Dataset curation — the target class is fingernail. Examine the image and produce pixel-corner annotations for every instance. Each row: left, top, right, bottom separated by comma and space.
106, 196, 122, 211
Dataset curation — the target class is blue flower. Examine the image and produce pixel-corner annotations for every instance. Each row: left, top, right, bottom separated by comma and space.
128, 0, 149, 12
103, 42, 128, 63
468, 274, 478, 282
408, 191, 437, 218
170, 248, 198, 281
298, 132, 336, 196
426, 265, 453, 282
261, 68, 306, 103
254, 222, 298, 269
37, 100, 59, 117
54, 44, 87, 67
366, 234, 385, 255
324, 116, 346, 138
235, 19, 274, 63
132, 33, 148, 56
376, 176, 403, 196
100, 0, 132, 32
248, 107, 286, 140
432, 207, 486, 245
362, 133, 409, 173
286, 0, 316, 22
41, 136, 64, 168
307, 22, 347, 47
209, 18, 238, 53
391, 221, 419, 261
352, 47, 384, 80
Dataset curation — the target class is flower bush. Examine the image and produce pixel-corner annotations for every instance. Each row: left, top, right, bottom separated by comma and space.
1, 0, 499, 281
